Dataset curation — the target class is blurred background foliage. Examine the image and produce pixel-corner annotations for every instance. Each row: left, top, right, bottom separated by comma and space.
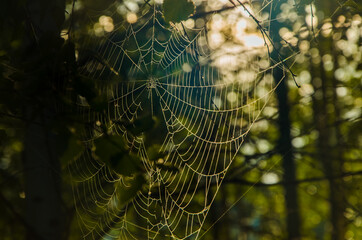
0, 0, 361, 239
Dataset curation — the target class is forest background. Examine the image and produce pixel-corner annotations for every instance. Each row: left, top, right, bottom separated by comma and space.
0, 0, 361, 239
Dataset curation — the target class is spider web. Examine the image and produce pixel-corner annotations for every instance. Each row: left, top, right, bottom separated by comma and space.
69, 1, 294, 239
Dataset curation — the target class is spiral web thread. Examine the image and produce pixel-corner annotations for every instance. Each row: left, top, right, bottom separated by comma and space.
69, 1, 294, 239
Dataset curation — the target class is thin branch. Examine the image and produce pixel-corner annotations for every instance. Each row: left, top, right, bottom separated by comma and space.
143, 0, 152, 7
310, 3, 318, 43
24, 6, 39, 44
191, 5, 237, 19
226, 170, 362, 187
229, 0, 300, 88
65, 0, 77, 40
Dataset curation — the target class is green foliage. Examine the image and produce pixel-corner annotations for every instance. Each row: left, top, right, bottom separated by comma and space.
93, 135, 146, 206
126, 115, 156, 136
0, 0, 361, 239
147, 144, 164, 161
163, 0, 195, 23
94, 135, 142, 176
58, 132, 84, 168
116, 174, 146, 205
73, 76, 98, 103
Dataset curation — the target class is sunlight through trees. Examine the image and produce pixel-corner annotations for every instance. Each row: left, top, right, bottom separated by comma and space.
0, 0, 361, 239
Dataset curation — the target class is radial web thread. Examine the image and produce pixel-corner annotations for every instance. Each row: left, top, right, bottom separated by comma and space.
69, 1, 295, 239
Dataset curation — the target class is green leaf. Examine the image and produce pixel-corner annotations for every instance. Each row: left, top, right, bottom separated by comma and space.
74, 76, 97, 102
94, 135, 124, 163
59, 134, 84, 167
163, 0, 195, 23
89, 94, 108, 113
127, 115, 156, 136
116, 174, 146, 205
94, 135, 142, 176
147, 144, 164, 161
111, 152, 141, 176
55, 123, 85, 167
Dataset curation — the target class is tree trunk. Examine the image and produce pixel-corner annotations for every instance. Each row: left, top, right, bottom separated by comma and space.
274, 70, 301, 240
311, 45, 346, 240
273, 67, 301, 240
24, 110, 62, 240
270, 3, 301, 239
22, 0, 65, 239
309, 0, 346, 235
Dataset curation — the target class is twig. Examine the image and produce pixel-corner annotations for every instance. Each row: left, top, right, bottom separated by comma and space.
226, 170, 362, 187
191, 5, 237, 19
229, 0, 300, 88
65, 0, 77, 40
310, 3, 318, 43
24, 6, 39, 44
143, 0, 152, 7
